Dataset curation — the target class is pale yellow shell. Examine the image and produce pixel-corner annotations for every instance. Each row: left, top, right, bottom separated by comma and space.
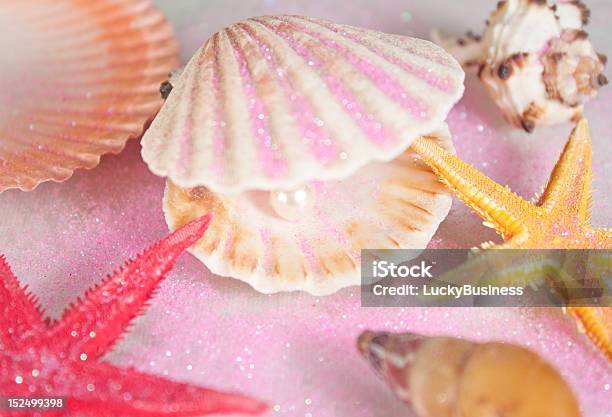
358, 331, 582, 417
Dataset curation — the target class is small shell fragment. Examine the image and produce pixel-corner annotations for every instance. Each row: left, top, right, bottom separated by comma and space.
0, 0, 179, 192
164, 128, 454, 295
142, 15, 464, 194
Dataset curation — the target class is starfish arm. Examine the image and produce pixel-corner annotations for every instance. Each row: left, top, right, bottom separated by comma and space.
65, 361, 266, 416
538, 119, 593, 222
0, 256, 46, 351
590, 227, 612, 249
411, 136, 536, 240
0, 357, 266, 416
48, 214, 212, 360
567, 306, 612, 361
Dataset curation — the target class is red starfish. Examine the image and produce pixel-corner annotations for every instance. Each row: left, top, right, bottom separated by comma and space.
0, 214, 267, 417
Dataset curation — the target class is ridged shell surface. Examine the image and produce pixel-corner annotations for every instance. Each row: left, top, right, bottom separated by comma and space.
142, 15, 464, 193
0, 0, 179, 192
163, 126, 453, 295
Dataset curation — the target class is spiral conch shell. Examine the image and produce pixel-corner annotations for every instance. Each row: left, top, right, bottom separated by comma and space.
0, 0, 179, 192
432, 0, 606, 132
143, 16, 465, 294
358, 331, 581, 417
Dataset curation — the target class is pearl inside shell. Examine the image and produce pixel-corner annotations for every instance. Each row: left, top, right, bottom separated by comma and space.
269, 185, 315, 222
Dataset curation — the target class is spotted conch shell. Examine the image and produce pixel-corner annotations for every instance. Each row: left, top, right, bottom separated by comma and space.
358, 331, 581, 417
432, 0, 606, 132
142, 15, 464, 193
144, 16, 465, 294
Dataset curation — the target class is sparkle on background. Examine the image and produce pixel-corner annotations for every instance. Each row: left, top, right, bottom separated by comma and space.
0, 1, 611, 417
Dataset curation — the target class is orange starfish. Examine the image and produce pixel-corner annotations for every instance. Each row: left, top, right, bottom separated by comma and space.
411, 119, 612, 360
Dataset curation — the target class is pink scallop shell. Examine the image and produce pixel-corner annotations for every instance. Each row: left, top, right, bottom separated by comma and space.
163, 126, 454, 295
142, 15, 464, 194
0, 0, 179, 192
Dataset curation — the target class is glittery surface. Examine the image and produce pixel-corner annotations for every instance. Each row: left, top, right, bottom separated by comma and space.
0, 215, 266, 415
0, 1, 611, 417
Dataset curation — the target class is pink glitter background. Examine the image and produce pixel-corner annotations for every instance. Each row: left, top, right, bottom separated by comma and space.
1, 1, 611, 416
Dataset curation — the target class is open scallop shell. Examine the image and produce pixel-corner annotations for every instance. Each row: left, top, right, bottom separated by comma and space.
0, 0, 179, 192
142, 15, 464, 194
164, 126, 453, 295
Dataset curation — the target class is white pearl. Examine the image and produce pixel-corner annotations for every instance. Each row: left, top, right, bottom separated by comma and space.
269, 185, 314, 222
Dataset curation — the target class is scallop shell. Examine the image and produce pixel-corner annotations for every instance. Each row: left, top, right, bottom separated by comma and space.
142, 15, 464, 194
0, 0, 179, 192
163, 126, 453, 295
